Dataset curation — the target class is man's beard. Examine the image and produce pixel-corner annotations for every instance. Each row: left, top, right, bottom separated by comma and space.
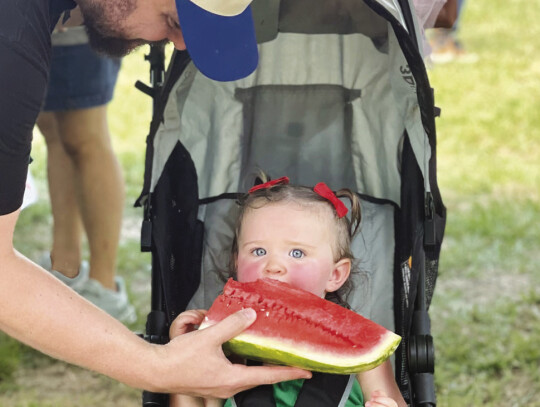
84, 23, 143, 58
79, 0, 144, 57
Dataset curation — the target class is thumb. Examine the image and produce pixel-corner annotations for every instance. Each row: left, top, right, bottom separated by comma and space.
205, 308, 257, 345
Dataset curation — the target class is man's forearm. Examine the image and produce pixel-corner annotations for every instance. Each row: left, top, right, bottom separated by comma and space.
0, 211, 159, 390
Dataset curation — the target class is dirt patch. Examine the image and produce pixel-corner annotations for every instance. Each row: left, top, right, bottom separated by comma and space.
0, 362, 140, 407
505, 370, 540, 407
433, 272, 537, 315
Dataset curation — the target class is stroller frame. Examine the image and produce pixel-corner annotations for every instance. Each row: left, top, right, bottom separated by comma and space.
135, 0, 446, 405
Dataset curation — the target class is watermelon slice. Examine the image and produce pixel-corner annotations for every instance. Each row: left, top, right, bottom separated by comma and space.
199, 278, 401, 374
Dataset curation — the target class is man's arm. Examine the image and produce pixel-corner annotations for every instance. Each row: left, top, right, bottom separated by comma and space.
0, 210, 157, 387
0, 210, 310, 396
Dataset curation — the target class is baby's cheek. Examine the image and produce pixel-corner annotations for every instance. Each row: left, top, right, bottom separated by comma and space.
288, 264, 322, 295
236, 261, 260, 283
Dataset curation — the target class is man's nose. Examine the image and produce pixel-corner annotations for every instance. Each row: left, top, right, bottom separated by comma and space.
169, 30, 186, 50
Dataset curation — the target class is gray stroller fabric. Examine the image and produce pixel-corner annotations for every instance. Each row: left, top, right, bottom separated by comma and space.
150, 0, 431, 331
152, 1, 431, 202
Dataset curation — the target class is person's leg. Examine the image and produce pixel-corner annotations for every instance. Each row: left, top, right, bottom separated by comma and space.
453, 0, 467, 33
55, 105, 124, 291
36, 111, 83, 277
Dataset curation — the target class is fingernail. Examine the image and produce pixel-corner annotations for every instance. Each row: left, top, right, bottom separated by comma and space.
241, 308, 256, 321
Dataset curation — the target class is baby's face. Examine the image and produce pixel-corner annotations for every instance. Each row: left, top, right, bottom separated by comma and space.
236, 202, 339, 297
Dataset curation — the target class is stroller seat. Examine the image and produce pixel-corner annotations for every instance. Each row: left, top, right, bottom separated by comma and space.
137, 1, 445, 405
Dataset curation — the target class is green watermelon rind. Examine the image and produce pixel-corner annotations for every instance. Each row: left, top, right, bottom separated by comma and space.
221, 330, 402, 374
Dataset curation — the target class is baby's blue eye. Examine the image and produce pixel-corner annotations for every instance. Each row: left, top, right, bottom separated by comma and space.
252, 248, 266, 256
289, 249, 304, 259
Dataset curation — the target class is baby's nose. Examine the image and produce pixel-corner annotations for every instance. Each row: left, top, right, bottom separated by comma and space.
264, 258, 286, 275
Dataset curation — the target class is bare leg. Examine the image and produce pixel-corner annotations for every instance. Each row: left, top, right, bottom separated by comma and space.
36, 112, 82, 277
55, 105, 124, 290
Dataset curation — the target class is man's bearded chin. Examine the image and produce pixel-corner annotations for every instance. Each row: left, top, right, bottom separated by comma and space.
84, 23, 143, 57
84, 22, 170, 58
78, 0, 143, 57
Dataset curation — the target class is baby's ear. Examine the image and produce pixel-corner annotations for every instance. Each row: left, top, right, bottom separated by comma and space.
325, 258, 351, 293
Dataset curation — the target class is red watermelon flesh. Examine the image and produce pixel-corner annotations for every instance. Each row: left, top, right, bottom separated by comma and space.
199, 278, 401, 374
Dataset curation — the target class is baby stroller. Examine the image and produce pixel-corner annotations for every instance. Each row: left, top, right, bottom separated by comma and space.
134, 0, 446, 405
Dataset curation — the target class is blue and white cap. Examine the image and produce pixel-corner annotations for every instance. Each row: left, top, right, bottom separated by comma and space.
175, 0, 259, 81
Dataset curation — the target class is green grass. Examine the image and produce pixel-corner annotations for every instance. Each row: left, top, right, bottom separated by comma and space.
433, 293, 540, 406
0, 335, 22, 385
428, 0, 540, 405
2, 0, 540, 404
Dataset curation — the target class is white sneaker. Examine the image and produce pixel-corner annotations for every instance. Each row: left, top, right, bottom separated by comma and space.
39, 252, 90, 292
78, 277, 137, 324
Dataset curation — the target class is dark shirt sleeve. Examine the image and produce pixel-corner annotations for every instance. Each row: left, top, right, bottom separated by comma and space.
0, 40, 48, 215
0, 0, 76, 215
0, 0, 65, 215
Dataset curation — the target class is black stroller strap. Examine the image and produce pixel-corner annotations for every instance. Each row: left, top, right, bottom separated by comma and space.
294, 373, 353, 407
199, 192, 242, 205
232, 384, 276, 407
232, 359, 275, 407
232, 369, 353, 407
135, 50, 191, 208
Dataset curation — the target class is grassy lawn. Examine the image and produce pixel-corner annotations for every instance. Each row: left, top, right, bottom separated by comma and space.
428, 0, 540, 405
1, 0, 540, 405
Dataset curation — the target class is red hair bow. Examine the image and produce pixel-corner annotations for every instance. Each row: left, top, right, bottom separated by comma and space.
249, 176, 290, 193
313, 182, 348, 218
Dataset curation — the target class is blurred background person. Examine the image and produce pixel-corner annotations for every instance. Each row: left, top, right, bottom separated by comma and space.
427, 0, 479, 63
35, 9, 135, 323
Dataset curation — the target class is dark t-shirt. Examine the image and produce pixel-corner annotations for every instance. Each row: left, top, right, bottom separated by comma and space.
0, 0, 75, 215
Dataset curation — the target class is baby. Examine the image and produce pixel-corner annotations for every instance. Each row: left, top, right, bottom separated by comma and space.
171, 176, 406, 407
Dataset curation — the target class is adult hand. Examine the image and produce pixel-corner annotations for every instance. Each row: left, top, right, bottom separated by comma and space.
154, 308, 311, 398
1, 211, 306, 399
